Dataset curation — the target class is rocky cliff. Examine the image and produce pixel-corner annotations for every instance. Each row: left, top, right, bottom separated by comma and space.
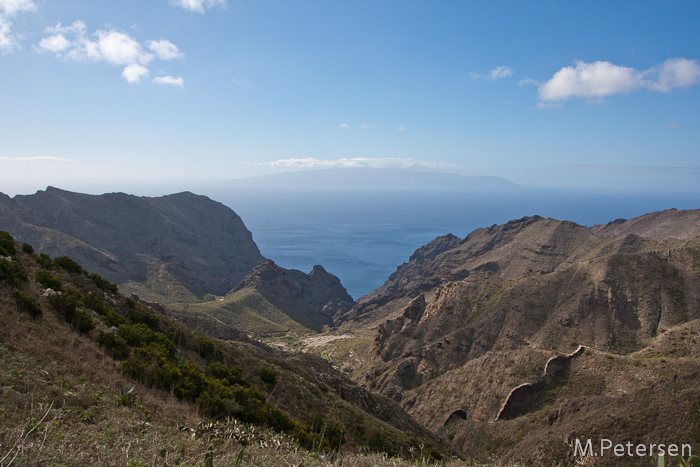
0, 187, 264, 297
329, 209, 700, 464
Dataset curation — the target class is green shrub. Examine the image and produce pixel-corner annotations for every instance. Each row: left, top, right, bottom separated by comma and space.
88, 273, 118, 294
0, 231, 15, 256
73, 308, 95, 334
103, 309, 127, 327
37, 253, 52, 269
12, 289, 42, 318
0, 257, 28, 285
127, 306, 160, 327
48, 287, 81, 320
194, 336, 222, 360
122, 341, 181, 390
205, 361, 246, 387
259, 367, 277, 386
197, 379, 237, 417
21, 243, 34, 254
48, 287, 92, 332
54, 256, 84, 274
174, 360, 206, 400
36, 269, 62, 291
82, 293, 108, 314
118, 323, 175, 357
97, 331, 130, 360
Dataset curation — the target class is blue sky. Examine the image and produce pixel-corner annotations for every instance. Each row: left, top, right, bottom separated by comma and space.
1, 0, 699, 195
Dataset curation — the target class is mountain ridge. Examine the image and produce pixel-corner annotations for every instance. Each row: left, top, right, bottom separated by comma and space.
0, 187, 264, 296
320, 208, 700, 463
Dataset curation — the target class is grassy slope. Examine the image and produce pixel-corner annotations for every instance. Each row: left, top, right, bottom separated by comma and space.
0, 234, 446, 466
119, 264, 319, 339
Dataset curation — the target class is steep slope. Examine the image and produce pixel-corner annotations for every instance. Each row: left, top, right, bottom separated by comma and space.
0, 231, 444, 462
0, 187, 264, 297
183, 259, 355, 337
326, 209, 700, 464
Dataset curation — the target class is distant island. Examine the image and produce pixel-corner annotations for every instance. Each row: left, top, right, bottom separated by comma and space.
227, 168, 519, 189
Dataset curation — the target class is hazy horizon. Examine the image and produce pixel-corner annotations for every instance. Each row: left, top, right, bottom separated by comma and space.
1, 1, 699, 196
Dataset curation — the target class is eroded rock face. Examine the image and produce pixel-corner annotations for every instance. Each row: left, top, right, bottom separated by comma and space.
229, 259, 354, 331
338, 210, 700, 462
0, 187, 264, 297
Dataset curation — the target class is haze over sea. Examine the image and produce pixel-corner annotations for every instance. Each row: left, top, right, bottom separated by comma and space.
202, 186, 700, 299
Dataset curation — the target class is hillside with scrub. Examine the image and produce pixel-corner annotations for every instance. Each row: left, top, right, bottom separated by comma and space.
0, 231, 444, 466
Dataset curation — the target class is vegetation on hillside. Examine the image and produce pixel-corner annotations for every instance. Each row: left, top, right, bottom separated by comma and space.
0, 231, 443, 465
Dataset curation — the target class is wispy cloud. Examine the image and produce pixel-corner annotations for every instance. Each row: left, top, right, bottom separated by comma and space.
338, 123, 349, 128
537, 58, 700, 106
122, 64, 150, 83
169, 0, 226, 13
0, 0, 37, 52
396, 126, 407, 131
662, 124, 687, 131
490, 66, 513, 80
255, 157, 463, 171
153, 75, 184, 87
0, 156, 75, 162
471, 66, 513, 81
148, 39, 184, 60
518, 78, 540, 87
35, 20, 184, 85
232, 78, 253, 87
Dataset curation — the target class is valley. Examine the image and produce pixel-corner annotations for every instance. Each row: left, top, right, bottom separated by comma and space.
1, 187, 700, 465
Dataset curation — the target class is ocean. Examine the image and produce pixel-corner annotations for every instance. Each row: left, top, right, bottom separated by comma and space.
202, 186, 700, 300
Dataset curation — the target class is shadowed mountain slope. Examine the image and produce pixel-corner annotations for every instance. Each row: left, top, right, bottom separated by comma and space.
181, 259, 355, 337
0, 187, 264, 298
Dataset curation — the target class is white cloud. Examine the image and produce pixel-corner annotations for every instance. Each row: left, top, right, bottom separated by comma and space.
37, 34, 70, 53
1, 155, 74, 162
96, 30, 151, 66
396, 126, 407, 131
0, 0, 37, 16
36, 21, 185, 85
0, 0, 37, 52
518, 78, 540, 86
153, 75, 184, 87
538, 60, 643, 102
338, 123, 349, 128
148, 39, 183, 60
16, 156, 74, 161
490, 66, 513, 80
122, 64, 150, 83
257, 157, 463, 171
647, 57, 700, 92
538, 58, 700, 105
471, 66, 514, 81
46, 20, 87, 35
169, 0, 226, 13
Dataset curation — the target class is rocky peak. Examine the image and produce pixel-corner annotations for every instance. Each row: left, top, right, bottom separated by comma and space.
231, 259, 354, 332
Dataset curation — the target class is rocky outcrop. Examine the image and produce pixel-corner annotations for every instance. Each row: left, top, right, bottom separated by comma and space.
0, 187, 264, 297
334, 209, 700, 462
495, 345, 585, 421
229, 259, 355, 332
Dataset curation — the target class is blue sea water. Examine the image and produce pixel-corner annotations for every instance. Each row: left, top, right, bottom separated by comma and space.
202, 187, 700, 300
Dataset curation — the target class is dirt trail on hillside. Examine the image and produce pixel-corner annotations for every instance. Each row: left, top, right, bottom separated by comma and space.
302, 334, 354, 348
